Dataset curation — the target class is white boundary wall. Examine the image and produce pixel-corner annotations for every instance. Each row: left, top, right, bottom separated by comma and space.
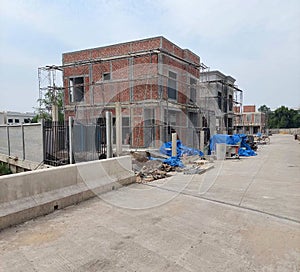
0, 156, 135, 230
0, 123, 43, 163
270, 128, 300, 135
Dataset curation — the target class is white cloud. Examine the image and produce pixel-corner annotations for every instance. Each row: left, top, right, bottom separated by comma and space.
0, 0, 142, 49
0, 0, 299, 110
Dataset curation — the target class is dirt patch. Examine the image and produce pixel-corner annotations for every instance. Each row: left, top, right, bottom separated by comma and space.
0, 221, 65, 251
18, 229, 62, 247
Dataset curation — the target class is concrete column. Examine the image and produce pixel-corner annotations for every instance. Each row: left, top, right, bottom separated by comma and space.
21, 124, 25, 160
115, 103, 122, 156
106, 111, 113, 158
159, 106, 164, 145
200, 130, 205, 153
41, 121, 45, 163
172, 133, 177, 157
130, 106, 134, 147
69, 116, 73, 164
7, 126, 10, 156
52, 104, 59, 122
52, 104, 59, 154
89, 64, 94, 105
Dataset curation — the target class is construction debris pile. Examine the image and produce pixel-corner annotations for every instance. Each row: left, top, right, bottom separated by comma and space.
183, 159, 213, 175
130, 147, 213, 183
130, 151, 175, 183
129, 133, 262, 183
134, 160, 175, 183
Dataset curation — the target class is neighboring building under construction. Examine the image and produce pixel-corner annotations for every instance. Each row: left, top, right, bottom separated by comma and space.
38, 36, 243, 152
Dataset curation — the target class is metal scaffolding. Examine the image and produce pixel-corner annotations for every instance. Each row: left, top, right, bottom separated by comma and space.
38, 50, 243, 153
38, 65, 64, 120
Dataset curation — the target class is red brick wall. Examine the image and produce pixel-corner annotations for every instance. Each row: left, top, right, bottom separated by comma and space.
162, 38, 183, 59
63, 37, 162, 64
63, 50, 91, 64
184, 49, 200, 65
92, 62, 110, 82
62, 36, 201, 143
233, 106, 240, 113
63, 37, 199, 98
243, 105, 256, 113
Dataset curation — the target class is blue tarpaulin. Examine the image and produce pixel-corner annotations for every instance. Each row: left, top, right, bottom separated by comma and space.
160, 140, 204, 157
238, 134, 256, 156
148, 157, 164, 162
163, 156, 184, 167
159, 140, 204, 167
210, 134, 256, 157
209, 134, 240, 152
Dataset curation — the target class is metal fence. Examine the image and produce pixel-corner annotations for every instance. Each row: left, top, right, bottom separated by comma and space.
0, 120, 205, 167
43, 121, 70, 166
43, 120, 108, 165
72, 119, 107, 162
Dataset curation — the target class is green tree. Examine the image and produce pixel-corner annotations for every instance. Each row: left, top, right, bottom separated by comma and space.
292, 111, 300, 127
269, 106, 300, 128
33, 89, 64, 122
258, 104, 272, 129
258, 104, 271, 113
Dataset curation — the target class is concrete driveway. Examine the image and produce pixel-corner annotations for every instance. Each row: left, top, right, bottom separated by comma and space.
0, 134, 299, 271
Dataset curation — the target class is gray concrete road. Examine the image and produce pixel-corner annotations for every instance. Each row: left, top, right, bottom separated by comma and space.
0, 134, 299, 271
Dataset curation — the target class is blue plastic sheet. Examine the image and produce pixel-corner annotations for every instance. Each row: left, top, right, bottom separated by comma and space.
160, 140, 204, 157
148, 156, 165, 162
238, 134, 256, 156
209, 134, 256, 157
163, 156, 184, 167
159, 140, 204, 167
209, 134, 240, 151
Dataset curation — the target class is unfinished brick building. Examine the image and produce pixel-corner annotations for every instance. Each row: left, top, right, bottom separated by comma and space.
62, 36, 202, 148
234, 105, 266, 134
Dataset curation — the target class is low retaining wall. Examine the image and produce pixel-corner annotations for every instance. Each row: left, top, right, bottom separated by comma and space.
0, 153, 51, 173
270, 128, 300, 135
0, 156, 135, 230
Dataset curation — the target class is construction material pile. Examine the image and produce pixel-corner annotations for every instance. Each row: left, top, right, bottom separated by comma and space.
183, 159, 213, 175
130, 149, 213, 183
135, 161, 176, 183
130, 152, 177, 183
210, 134, 256, 157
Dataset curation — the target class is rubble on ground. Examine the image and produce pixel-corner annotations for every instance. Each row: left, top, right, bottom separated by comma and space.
132, 159, 177, 183
130, 151, 150, 162
130, 151, 214, 183
181, 154, 201, 165
183, 165, 204, 175
183, 160, 214, 175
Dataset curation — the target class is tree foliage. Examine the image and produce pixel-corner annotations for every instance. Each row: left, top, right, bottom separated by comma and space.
259, 105, 300, 129
258, 104, 271, 114
33, 90, 64, 122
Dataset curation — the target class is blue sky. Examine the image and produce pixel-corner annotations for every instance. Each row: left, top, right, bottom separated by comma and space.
0, 0, 299, 112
